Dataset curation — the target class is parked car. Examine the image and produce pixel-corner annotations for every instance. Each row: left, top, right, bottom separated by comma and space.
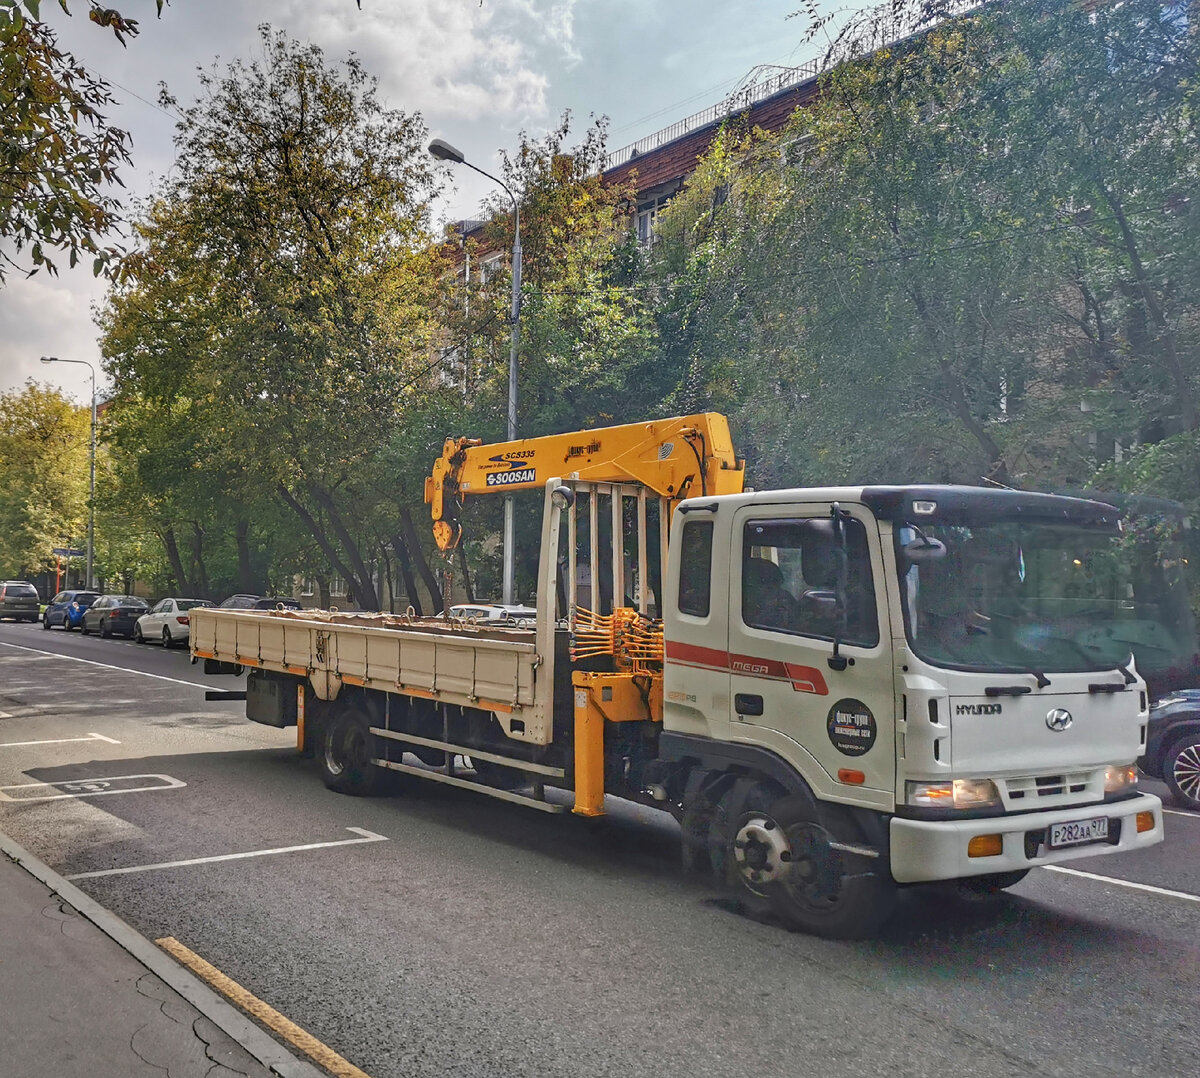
1141, 690, 1200, 811
81, 594, 149, 638
135, 597, 214, 647
218, 594, 302, 611
447, 603, 537, 627
0, 580, 40, 622
42, 590, 99, 631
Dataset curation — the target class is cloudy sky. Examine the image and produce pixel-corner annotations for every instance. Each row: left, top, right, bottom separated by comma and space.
1, 0, 859, 404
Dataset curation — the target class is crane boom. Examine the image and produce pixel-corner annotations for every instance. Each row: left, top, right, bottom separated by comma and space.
424, 412, 744, 550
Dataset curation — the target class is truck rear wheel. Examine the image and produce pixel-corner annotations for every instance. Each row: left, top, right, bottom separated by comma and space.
321, 707, 383, 796
713, 779, 895, 939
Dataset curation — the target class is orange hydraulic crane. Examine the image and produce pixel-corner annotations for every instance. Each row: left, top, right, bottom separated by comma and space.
424, 412, 745, 551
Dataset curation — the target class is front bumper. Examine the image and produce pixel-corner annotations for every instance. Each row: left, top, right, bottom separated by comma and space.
889, 792, 1163, 884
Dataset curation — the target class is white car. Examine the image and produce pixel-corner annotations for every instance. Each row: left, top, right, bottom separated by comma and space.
135, 597, 215, 647
447, 603, 537, 627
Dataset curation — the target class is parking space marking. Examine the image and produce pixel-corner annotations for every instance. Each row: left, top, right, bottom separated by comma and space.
0, 710, 11, 718
0, 732, 120, 748
1044, 865, 1200, 904
0, 773, 185, 802
65, 827, 388, 880
0, 641, 215, 690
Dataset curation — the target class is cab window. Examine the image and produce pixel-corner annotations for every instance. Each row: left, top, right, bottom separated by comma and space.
742, 518, 879, 646
677, 520, 714, 617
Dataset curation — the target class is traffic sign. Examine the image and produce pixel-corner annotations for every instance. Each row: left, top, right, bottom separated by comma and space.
52, 547, 86, 557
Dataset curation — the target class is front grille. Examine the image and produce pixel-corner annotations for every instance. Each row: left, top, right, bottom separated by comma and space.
1001, 770, 1103, 809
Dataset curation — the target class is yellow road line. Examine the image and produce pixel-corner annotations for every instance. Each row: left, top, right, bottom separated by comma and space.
156, 936, 372, 1078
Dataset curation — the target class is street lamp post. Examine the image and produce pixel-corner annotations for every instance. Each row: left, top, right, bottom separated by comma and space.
429, 137, 522, 607
41, 356, 96, 590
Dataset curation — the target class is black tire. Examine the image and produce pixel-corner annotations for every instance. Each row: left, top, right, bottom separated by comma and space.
62, 618, 72, 632
80, 620, 90, 636
162, 627, 173, 648
41, 614, 50, 630
711, 779, 896, 939
99, 621, 110, 639
133, 625, 144, 644
320, 707, 384, 796
1163, 732, 1200, 811
957, 870, 1030, 897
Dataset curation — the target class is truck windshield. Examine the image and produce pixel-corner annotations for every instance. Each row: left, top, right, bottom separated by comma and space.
898, 517, 1195, 678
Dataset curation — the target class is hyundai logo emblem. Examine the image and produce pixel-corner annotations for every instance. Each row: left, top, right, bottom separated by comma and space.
1046, 708, 1073, 732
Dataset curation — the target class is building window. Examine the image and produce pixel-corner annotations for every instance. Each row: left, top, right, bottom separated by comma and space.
636, 205, 659, 247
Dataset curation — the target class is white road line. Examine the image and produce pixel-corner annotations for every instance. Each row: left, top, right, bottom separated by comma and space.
1044, 865, 1200, 904
1162, 807, 1200, 819
0, 732, 120, 748
0, 641, 215, 690
0, 710, 11, 718
64, 827, 387, 880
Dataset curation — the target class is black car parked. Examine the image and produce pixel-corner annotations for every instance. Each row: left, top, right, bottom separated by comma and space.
0, 580, 40, 622
1141, 690, 1200, 811
82, 595, 149, 639
218, 594, 302, 610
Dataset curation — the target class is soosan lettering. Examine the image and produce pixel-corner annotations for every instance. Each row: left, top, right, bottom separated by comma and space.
486, 468, 537, 486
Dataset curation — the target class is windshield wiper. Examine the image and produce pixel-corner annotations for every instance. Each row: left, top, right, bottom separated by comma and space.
985, 684, 1033, 697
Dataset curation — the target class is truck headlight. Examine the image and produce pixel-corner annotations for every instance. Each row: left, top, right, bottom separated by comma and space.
1104, 764, 1138, 794
907, 778, 1001, 810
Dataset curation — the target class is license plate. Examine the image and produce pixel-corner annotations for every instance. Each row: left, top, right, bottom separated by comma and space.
1048, 816, 1109, 849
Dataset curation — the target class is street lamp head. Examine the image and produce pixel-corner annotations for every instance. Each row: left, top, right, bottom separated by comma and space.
429, 138, 466, 165
40, 356, 58, 364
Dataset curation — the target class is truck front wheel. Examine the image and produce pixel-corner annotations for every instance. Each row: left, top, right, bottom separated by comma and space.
713, 780, 896, 939
321, 708, 383, 796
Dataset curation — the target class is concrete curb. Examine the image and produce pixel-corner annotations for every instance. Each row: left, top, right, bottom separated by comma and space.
0, 831, 326, 1078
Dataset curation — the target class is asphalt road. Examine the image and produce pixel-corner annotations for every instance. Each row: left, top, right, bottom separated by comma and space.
1, 618, 1197, 1078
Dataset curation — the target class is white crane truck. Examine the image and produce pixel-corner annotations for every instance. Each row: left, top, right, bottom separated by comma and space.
192, 413, 1164, 937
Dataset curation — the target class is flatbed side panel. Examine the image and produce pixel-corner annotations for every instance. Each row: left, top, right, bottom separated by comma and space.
190, 608, 542, 719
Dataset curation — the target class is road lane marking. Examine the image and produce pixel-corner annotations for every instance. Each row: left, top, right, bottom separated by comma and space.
1044, 865, 1200, 904
0, 732, 120, 748
156, 937, 373, 1078
65, 827, 388, 880
1162, 807, 1200, 819
0, 710, 11, 718
0, 773, 185, 802
0, 641, 217, 690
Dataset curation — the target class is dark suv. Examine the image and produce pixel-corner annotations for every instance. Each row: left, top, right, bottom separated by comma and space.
1141, 690, 1200, 812
0, 581, 40, 622
218, 594, 302, 611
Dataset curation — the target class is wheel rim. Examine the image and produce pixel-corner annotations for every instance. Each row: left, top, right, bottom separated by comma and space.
1171, 742, 1200, 803
326, 721, 369, 779
163, 629, 171, 646
733, 815, 792, 892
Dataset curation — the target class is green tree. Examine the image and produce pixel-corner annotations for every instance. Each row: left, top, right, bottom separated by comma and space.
652, 0, 1200, 493
102, 27, 449, 610
0, 1, 139, 281
0, 381, 88, 575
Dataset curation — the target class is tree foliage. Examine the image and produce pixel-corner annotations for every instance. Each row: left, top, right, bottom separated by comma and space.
0, 381, 88, 576
0, 1, 136, 281
652, 0, 1200, 494
102, 27, 451, 608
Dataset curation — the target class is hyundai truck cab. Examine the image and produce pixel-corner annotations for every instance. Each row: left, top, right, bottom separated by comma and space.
665, 485, 1163, 895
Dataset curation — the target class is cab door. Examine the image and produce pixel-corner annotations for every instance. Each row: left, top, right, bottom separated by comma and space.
727, 502, 895, 808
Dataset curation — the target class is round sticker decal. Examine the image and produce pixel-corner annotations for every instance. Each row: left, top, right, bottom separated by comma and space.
827, 698, 877, 757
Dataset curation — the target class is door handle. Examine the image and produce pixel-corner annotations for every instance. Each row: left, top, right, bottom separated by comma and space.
735, 693, 764, 717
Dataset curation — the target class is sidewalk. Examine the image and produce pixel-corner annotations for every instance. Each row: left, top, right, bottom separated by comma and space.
0, 835, 324, 1078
